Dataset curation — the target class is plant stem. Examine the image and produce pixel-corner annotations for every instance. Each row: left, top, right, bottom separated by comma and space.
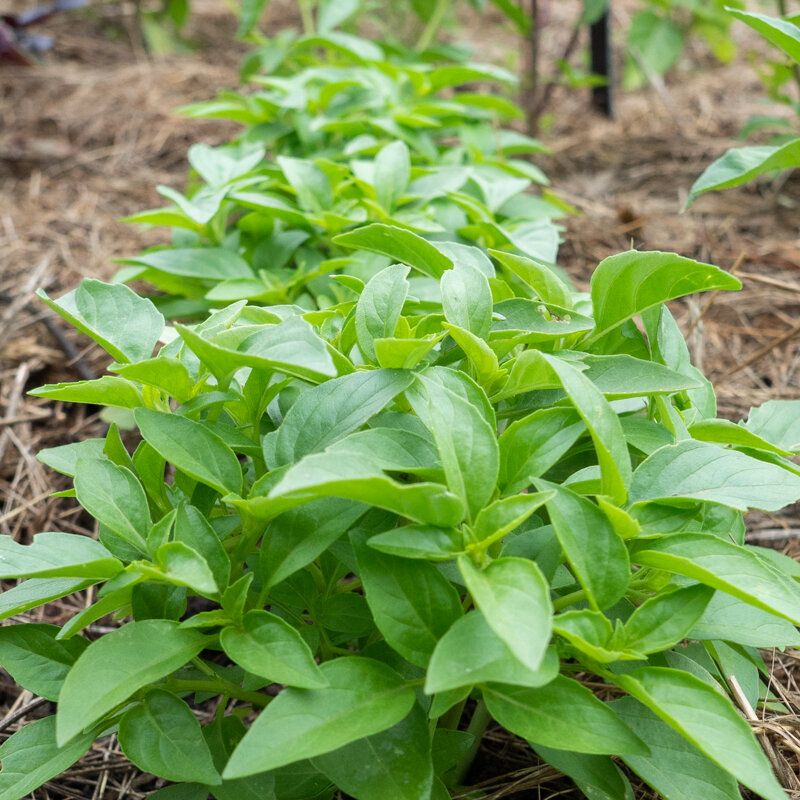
298, 0, 315, 35
168, 678, 270, 708
453, 701, 492, 785
552, 588, 587, 611
437, 697, 468, 730
525, 0, 541, 134
416, 0, 450, 53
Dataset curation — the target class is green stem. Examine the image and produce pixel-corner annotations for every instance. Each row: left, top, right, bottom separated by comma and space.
437, 697, 468, 730
168, 678, 270, 708
453, 701, 491, 785
552, 588, 587, 611
299, 0, 315, 35
415, 0, 450, 53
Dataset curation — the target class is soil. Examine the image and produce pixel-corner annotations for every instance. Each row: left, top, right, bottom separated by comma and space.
1, 0, 800, 797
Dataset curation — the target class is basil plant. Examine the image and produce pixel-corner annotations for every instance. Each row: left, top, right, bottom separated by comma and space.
2, 230, 800, 800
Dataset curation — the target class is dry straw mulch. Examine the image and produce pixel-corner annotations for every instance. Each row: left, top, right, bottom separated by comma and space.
2, 0, 800, 796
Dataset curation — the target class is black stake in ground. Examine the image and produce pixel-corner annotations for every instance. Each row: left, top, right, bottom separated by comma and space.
590, 8, 613, 119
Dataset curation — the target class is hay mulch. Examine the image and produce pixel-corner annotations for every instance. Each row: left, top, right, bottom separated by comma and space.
2, 0, 800, 796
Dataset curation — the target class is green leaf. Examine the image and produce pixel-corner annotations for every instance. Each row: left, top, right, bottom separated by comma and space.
355, 265, 409, 363
408, 372, 498, 522
36, 279, 164, 363
354, 532, 462, 667
188, 142, 265, 188
112, 357, 194, 403
612, 668, 786, 800
610, 696, 742, 800
0, 624, 88, 701
531, 746, 634, 800
622, 584, 714, 653
74, 458, 149, 551
582, 354, 702, 398
688, 139, 800, 203
374, 335, 442, 369
275, 369, 414, 467
29, 376, 143, 409
629, 439, 800, 511
729, 7, 800, 63
458, 556, 552, 673
490, 249, 572, 307
135, 409, 243, 496
367, 524, 463, 560
471, 492, 553, 549
36, 438, 106, 477
312, 703, 433, 800
688, 418, 793, 456
489, 299, 594, 346
175, 504, 230, 592
119, 689, 220, 785
483, 676, 647, 755
295, 30, 383, 62
221, 610, 327, 688
0, 578, 96, 621
443, 323, 504, 391
177, 315, 336, 385
441, 263, 492, 340
624, 10, 683, 89
333, 224, 453, 278
56, 620, 207, 745
498, 408, 584, 496
629, 532, 800, 625
0, 532, 121, 580
121, 247, 253, 281
267, 451, 464, 526
689, 591, 800, 647
258, 498, 366, 589
155, 541, 219, 596
277, 156, 333, 212
428, 62, 518, 90
317, 0, 360, 32
373, 140, 410, 213
237, 0, 270, 37
426, 610, 559, 693
744, 399, 800, 452
537, 353, 631, 504
587, 251, 741, 343
223, 658, 416, 778
553, 610, 630, 663
0, 716, 94, 800
536, 481, 630, 610
486, 0, 530, 31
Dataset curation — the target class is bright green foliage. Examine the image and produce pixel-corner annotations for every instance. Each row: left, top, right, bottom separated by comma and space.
10, 232, 799, 800
117, 25, 560, 319
622, 0, 742, 90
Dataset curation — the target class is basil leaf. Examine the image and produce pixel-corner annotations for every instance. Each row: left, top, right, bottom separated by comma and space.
56, 620, 207, 745
119, 689, 221, 785
223, 658, 416, 777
